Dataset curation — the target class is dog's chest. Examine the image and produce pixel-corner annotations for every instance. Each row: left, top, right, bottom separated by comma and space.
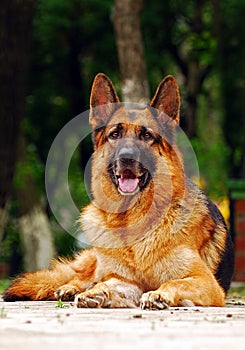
96, 244, 193, 292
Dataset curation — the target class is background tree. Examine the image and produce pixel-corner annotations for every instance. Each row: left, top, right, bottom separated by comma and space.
213, 0, 245, 178
0, 1, 36, 241
142, 0, 231, 196
142, 0, 216, 137
0, 0, 55, 273
13, 134, 56, 272
113, 0, 150, 103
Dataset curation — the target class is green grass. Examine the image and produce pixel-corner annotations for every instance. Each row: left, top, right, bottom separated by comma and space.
228, 285, 245, 298
0, 279, 10, 294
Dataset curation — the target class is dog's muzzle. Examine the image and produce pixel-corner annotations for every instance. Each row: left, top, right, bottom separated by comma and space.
108, 146, 151, 195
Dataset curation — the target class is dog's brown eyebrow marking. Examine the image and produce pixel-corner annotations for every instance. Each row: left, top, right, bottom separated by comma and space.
108, 123, 123, 132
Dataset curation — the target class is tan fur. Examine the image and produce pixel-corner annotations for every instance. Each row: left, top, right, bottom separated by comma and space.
3, 74, 232, 309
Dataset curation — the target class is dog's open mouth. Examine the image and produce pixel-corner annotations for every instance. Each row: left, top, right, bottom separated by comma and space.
115, 168, 149, 196
118, 169, 139, 194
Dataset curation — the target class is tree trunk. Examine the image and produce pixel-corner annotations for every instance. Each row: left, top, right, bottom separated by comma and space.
14, 135, 56, 272
18, 206, 56, 271
113, 0, 150, 103
0, 0, 36, 238
0, 205, 9, 244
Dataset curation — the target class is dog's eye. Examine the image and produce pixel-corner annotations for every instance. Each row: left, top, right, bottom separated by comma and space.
109, 130, 121, 140
141, 131, 154, 141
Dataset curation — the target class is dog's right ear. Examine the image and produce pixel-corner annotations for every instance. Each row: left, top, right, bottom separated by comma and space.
150, 75, 180, 125
89, 73, 120, 129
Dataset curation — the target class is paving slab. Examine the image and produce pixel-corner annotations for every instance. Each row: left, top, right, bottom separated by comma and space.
1, 297, 245, 350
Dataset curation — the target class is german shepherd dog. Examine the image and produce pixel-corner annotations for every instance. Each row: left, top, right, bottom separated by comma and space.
3, 74, 234, 309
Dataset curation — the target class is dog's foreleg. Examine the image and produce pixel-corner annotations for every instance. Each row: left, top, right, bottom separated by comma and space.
75, 277, 143, 308
141, 269, 225, 310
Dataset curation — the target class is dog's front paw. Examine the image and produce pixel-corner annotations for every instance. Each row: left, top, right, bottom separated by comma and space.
140, 291, 172, 310
75, 293, 108, 308
75, 283, 111, 308
54, 284, 80, 301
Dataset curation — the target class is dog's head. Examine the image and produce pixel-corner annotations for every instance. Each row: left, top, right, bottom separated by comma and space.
89, 73, 181, 199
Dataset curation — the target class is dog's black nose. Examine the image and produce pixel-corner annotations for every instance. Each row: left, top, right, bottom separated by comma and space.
117, 147, 139, 163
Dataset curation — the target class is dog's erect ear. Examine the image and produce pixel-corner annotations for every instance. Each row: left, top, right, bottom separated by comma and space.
90, 73, 120, 129
150, 75, 180, 124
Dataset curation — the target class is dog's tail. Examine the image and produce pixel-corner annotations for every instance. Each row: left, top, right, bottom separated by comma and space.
3, 248, 96, 301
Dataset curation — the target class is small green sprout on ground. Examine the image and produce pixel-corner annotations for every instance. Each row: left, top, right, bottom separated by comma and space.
56, 299, 70, 309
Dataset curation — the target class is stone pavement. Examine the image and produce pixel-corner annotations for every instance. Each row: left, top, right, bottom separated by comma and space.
1, 297, 245, 350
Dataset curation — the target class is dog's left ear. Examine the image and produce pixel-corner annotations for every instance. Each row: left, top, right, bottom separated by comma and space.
90, 73, 120, 129
150, 75, 180, 124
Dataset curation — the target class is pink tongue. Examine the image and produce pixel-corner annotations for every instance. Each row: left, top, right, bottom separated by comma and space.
119, 177, 139, 193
